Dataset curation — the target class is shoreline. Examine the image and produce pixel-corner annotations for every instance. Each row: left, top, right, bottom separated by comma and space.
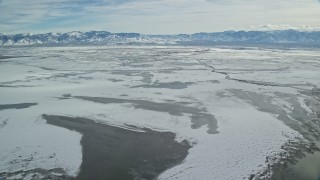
268, 87, 320, 179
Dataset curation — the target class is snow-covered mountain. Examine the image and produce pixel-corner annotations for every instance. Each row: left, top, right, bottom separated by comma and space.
1, 30, 320, 46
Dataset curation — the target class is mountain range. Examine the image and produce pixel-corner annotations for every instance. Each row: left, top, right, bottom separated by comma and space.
1, 30, 320, 47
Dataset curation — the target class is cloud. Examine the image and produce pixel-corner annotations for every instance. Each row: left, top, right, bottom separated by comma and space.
246, 24, 320, 31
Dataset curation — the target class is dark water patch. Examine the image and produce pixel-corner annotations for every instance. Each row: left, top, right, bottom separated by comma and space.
0, 60, 10, 63
157, 70, 175, 74
139, 72, 153, 84
39, 56, 49, 60
208, 80, 220, 83
110, 71, 154, 84
108, 78, 123, 82
72, 95, 218, 134
164, 99, 192, 105
49, 72, 90, 80
190, 113, 218, 134
170, 62, 202, 67
0, 119, 9, 129
0, 79, 42, 88
57, 94, 72, 100
132, 81, 193, 89
110, 70, 139, 77
0, 103, 37, 110
77, 76, 93, 80
0, 85, 39, 88
0, 55, 30, 59
279, 149, 320, 180
0, 55, 14, 59
0, 79, 32, 85
43, 115, 190, 180
31, 65, 57, 71
127, 63, 153, 68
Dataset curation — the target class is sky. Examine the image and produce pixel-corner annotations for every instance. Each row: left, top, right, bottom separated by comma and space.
0, 0, 320, 34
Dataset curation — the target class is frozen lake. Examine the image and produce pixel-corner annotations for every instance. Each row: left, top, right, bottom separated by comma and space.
0, 46, 319, 180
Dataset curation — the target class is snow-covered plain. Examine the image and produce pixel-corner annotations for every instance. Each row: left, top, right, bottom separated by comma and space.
0, 46, 319, 179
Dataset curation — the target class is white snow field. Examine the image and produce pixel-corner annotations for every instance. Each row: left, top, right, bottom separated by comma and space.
0, 46, 319, 179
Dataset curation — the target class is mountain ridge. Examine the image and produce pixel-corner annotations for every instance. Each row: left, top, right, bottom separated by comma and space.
1, 30, 320, 46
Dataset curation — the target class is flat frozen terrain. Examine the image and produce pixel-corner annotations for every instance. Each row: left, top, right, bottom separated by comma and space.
0, 46, 319, 179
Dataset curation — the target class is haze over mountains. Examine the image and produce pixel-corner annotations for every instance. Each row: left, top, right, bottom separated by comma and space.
1, 30, 320, 46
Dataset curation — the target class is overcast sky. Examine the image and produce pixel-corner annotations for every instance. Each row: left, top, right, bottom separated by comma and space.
0, 0, 320, 34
